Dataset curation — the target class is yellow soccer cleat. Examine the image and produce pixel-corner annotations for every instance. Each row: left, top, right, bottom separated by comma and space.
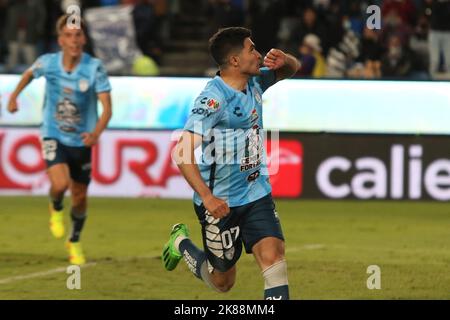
49, 204, 65, 239
66, 241, 86, 265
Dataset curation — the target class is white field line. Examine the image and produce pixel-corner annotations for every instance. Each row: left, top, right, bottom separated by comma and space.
0, 263, 97, 285
0, 246, 327, 285
0, 254, 155, 285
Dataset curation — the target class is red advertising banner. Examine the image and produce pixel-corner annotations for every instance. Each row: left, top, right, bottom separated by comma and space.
0, 128, 302, 199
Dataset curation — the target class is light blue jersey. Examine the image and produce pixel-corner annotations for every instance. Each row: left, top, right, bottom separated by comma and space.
31, 52, 111, 147
184, 67, 277, 207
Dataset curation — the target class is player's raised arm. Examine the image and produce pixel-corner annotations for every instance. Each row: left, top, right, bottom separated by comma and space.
172, 130, 230, 219
6, 68, 35, 114
263, 49, 300, 82
81, 92, 112, 147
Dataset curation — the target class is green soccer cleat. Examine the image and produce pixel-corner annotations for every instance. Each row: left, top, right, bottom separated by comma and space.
162, 223, 189, 271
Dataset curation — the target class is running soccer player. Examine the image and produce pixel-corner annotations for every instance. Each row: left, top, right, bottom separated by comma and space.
162, 27, 299, 299
7, 14, 112, 265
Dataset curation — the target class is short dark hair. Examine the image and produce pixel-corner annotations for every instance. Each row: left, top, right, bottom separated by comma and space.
56, 14, 87, 36
208, 27, 252, 67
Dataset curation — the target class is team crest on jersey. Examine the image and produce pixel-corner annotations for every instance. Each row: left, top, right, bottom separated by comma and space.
253, 88, 262, 104
206, 98, 220, 110
78, 79, 89, 92
32, 61, 43, 71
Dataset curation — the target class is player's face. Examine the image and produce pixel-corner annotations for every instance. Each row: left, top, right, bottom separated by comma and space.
58, 26, 86, 59
237, 38, 262, 76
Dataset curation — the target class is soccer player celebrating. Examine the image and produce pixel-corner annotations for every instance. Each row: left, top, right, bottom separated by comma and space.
163, 27, 299, 299
7, 14, 112, 265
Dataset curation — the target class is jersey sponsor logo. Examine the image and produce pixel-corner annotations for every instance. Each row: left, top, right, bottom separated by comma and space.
192, 107, 212, 117
78, 79, 89, 92
240, 129, 263, 172
55, 98, 81, 132
247, 169, 260, 182
233, 106, 243, 117
240, 158, 262, 172
206, 98, 220, 111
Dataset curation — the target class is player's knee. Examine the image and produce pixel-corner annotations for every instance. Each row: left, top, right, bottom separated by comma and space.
71, 190, 87, 210
74, 192, 87, 203
210, 272, 235, 293
260, 248, 285, 267
213, 279, 235, 293
52, 181, 70, 195
72, 195, 87, 211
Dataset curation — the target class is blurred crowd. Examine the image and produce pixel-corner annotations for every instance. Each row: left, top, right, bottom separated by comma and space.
0, 0, 449, 79
0, 0, 170, 74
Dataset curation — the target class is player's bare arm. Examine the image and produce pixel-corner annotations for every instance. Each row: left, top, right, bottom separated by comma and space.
7, 68, 34, 113
263, 49, 300, 82
173, 130, 230, 219
81, 92, 112, 147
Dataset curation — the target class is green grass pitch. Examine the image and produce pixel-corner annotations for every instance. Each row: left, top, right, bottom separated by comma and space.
0, 197, 449, 299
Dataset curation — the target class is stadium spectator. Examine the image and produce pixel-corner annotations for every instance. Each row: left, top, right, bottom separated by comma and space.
380, 34, 415, 78
380, 7, 413, 48
43, 0, 64, 53
152, 0, 171, 44
291, 7, 329, 55
358, 27, 384, 63
428, 0, 450, 78
4, 0, 46, 73
296, 33, 326, 78
207, 0, 245, 33
132, 0, 162, 64
346, 27, 384, 79
342, 0, 365, 37
382, 0, 417, 27
0, 0, 444, 80
409, 13, 430, 78
0, 0, 7, 66
326, 23, 360, 78
248, 0, 283, 56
